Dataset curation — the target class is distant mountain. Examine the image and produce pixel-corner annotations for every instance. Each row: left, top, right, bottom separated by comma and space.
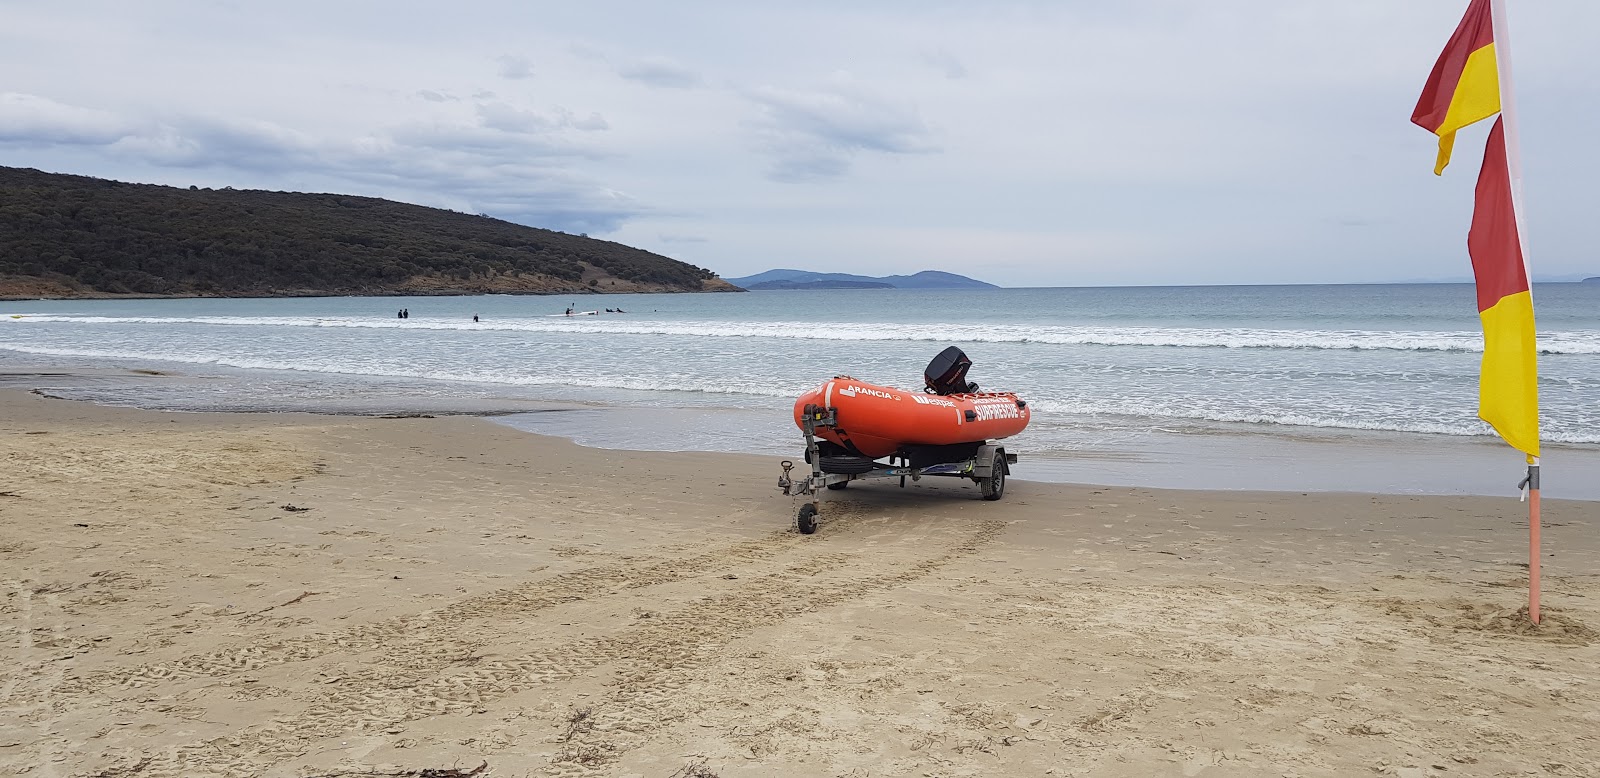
726, 269, 997, 290
1584, 277, 1600, 284
750, 279, 895, 290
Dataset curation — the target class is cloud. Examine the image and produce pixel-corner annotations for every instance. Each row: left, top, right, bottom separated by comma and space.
618, 58, 702, 89
496, 55, 533, 79
191, 117, 319, 158
107, 125, 205, 166
344, 124, 639, 233
122, 116, 321, 172
9, 1, 1600, 284
356, 156, 643, 230
476, 101, 562, 134
920, 49, 968, 80
475, 101, 609, 134
744, 77, 937, 181
0, 92, 136, 146
321, 136, 644, 234
658, 234, 709, 243
0, 90, 637, 234
570, 112, 609, 131
0, 95, 318, 171
761, 148, 850, 183
381, 119, 597, 162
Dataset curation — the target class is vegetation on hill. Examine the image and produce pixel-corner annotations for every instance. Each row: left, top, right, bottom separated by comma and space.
0, 166, 736, 298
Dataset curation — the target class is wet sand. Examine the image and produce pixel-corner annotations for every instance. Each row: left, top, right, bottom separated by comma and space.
1, 387, 1597, 777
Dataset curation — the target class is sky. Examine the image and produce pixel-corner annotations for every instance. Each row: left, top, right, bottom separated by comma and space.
1, 0, 1596, 287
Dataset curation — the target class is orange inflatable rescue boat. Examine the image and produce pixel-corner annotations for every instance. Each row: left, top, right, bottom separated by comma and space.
780, 347, 1028, 533
792, 346, 1030, 458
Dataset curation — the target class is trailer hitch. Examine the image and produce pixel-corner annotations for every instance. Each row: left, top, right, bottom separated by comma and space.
778, 460, 814, 496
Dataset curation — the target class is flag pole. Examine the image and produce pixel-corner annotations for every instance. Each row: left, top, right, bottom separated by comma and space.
1527, 460, 1541, 623
1490, 0, 1541, 624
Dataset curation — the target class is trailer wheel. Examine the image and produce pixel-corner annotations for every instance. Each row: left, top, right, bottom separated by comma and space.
826, 480, 849, 491
819, 455, 876, 474
979, 451, 1006, 501
797, 503, 818, 534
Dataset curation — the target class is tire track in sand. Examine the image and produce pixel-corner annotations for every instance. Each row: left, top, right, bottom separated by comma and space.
55, 530, 808, 699
539, 518, 1007, 776
82, 517, 1004, 778
0, 585, 70, 778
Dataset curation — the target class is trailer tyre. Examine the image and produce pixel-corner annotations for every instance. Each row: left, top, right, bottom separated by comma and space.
819, 455, 876, 475
979, 451, 1006, 501
797, 503, 818, 534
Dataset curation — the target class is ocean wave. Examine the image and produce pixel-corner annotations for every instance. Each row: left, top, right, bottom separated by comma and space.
0, 344, 812, 399
995, 396, 1600, 445
5, 342, 1598, 445
9, 313, 1600, 354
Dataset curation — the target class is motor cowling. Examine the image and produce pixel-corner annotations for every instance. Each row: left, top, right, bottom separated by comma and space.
924, 346, 978, 395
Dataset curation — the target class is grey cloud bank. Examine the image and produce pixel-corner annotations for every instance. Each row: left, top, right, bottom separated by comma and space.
1, 1, 1596, 286
618, 58, 703, 89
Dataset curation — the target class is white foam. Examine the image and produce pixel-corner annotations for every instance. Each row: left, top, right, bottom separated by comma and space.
0, 344, 811, 399
1016, 396, 1600, 445
7, 341, 1597, 444
8, 314, 1600, 354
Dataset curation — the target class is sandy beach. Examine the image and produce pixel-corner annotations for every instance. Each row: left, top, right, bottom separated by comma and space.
2, 386, 1597, 778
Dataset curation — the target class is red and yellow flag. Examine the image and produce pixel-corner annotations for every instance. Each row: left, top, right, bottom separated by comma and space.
1468, 117, 1539, 457
1411, 0, 1500, 174
1413, 0, 1540, 458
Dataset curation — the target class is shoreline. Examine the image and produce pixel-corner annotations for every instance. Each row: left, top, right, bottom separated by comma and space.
8, 362, 1600, 502
2, 386, 1597, 776
0, 286, 745, 302
495, 404, 1600, 501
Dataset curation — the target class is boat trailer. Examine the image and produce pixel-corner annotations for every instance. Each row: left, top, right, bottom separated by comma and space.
778, 404, 1017, 534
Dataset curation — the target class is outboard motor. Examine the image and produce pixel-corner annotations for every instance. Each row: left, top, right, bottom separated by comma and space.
924, 346, 979, 395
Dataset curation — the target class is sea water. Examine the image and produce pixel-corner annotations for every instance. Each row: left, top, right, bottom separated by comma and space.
4, 284, 1599, 498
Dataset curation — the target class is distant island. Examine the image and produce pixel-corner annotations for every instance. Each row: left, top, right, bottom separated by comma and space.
1584, 277, 1600, 284
0, 166, 737, 299
725, 269, 998, 290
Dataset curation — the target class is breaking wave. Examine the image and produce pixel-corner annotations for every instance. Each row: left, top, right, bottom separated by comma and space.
8, 314, 1600, 354
5, 343, 1598, 445
0, 344, 811, 399
1023, 397, 1600, 445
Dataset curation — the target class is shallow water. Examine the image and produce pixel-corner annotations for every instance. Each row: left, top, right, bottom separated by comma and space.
5, 283, 1597, 498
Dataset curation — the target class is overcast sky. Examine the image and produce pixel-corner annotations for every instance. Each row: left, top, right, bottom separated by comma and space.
2, 1, 1596, 287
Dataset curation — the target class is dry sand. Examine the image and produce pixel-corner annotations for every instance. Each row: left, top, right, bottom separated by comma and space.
1, 388, 1597, 778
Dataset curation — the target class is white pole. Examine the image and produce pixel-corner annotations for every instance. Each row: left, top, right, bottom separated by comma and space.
1489, 0, 1541, 624
1489, 0, 1532, 286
